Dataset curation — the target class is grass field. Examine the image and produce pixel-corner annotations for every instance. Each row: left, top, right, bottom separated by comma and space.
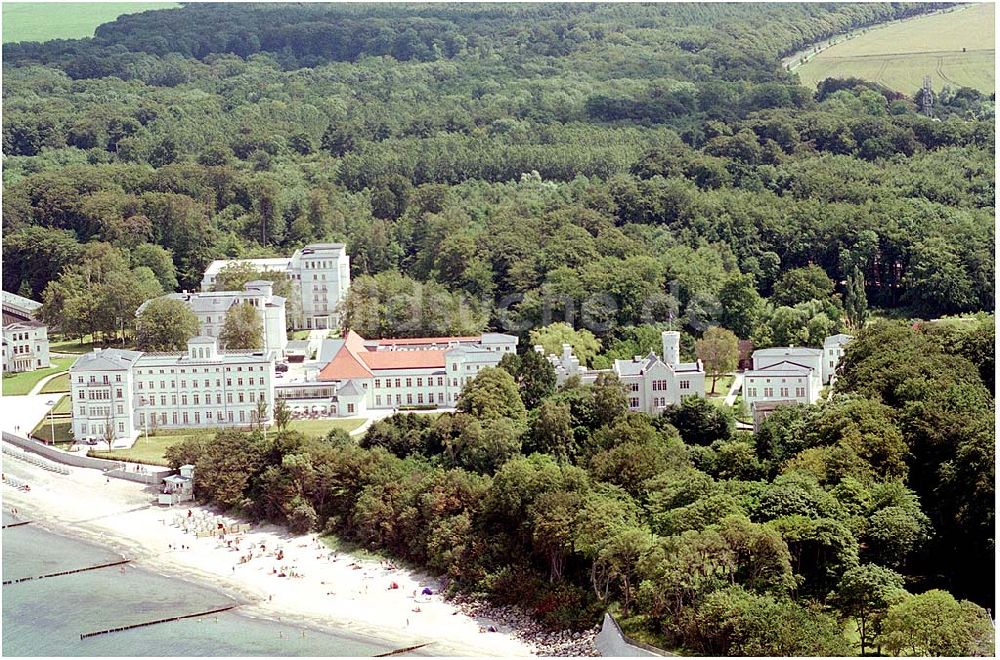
30, 418, 73, 444
90, 432, 203, 465
1, 356, 74, 396
52, 394, 72, 414
797, 4, 995, 94
3, 2, 178, 44
706, 374, 735, 398
39, 372, 70, 394
288, 418, 365, 438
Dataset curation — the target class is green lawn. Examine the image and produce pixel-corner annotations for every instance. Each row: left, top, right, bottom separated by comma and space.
3, 2, 179, 43
288, 418, 365, 438
288, 329, 312, 340
30, 418, 73, 444
39, 373, 70, 394
1, 357, 74, 396
90, 432, 205, 466
797, 4, 995, 93
52, 394, 72, 414
706, 374, 735, 397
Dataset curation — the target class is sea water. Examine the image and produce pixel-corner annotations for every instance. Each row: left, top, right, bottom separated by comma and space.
2, 513, 395, 656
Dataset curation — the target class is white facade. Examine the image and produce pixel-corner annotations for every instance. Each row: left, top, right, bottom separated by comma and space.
287, 331, 518, 416
742, 361, 823, 409
138, 280, 287, 354
822, 333, 853, 384
200, 243, 350, 330
542, 331, 706, 414
69, 348, 141, 445
2, 321, 50, 373
70, 337, 276, 445
741, 335, 854, 414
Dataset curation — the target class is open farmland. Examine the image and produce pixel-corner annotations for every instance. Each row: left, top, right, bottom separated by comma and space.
2, 2, 178, 43
796, 4, 995, 94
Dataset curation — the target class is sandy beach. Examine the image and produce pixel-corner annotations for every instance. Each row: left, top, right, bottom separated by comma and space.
1, 451, 537, 657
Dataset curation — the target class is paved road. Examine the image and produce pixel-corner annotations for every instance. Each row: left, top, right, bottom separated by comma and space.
723, 373, 744, 407
0, 394, 59, 437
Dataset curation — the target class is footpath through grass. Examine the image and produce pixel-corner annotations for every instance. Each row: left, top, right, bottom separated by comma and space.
2, 356, 74, 396
3, 2, 179, 43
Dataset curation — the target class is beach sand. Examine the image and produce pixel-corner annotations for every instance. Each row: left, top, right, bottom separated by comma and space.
1, 454, 536, 656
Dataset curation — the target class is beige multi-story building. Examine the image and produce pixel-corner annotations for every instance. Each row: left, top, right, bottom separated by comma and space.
70, 337, 275, 445
200, 243, 350, 330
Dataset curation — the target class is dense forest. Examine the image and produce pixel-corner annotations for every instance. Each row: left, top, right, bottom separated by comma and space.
2, 4, 995, 653
168, 316, 995, 655
3, 2, 994, 347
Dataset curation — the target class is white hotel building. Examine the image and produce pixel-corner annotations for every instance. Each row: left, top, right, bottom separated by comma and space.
200, 243, 350, 330
70, 336, 275, 445
742, 334, 853, 428
137, 280, 288, 354
277, 331, 519, 417
542, 331, 706, 414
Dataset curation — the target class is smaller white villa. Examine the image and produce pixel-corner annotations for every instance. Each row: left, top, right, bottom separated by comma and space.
2, 290, 50, 373
541, 331, 706, 415
137, 280, 288, 354
743, 334, 854, 428
2, 320, 50, 373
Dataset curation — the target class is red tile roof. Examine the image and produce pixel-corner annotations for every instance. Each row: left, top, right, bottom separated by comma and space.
374, 336, 478, 346
318, 330, 373, 380
359, 350, 447, 370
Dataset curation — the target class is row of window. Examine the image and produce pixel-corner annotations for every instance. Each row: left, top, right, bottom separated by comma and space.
139, 391, 267, 406
375, 392, 449, 407
375, 376, 445, 389
138, 409, 256, 426
137, 365, 264, 375
747, 387, 806, 398
138, 376, 263, 390
8, 344, 42, 355
78, 421, 125, 435
79, 374, 123, 384
80, 389, 120, 400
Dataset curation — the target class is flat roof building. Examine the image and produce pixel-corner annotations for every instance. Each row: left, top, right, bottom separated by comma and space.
200, 243, 350, 331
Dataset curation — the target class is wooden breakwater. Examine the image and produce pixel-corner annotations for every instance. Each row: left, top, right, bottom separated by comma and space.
374, 642, 432, 657
2, 521, 32, 529
3, 559, 131, 585
79, 605, 239, 639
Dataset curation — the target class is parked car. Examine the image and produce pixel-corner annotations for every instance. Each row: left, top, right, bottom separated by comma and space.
276, 363, 289, 373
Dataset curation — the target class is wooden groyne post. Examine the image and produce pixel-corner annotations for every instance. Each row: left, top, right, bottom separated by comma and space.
79, 605, 239, 639
374, 642, 432, 657
3, 559, 131, 585
1, 520, 32, 529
